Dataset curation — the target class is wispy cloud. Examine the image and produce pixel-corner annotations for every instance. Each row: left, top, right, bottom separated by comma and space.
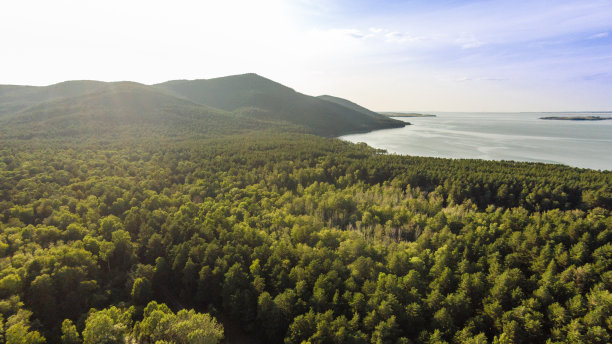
576, 72, 612, 82
589, 32, 608, 39
326, 27, 426, 44
455, 34, 485, 49
437, 75, 508, 83
346, 30, 366, 39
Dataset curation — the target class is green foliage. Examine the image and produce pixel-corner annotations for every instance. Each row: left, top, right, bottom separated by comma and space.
0, 130, 610, 343
131, 277, 153, 305
5, 322, 46, 344
134, 301, 223, 344
60, 319, 80, 344
3, 310, 46, 344
82, 306, 133, 344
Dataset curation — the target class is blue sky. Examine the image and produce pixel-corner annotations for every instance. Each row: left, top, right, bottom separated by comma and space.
1, 0, 611, 111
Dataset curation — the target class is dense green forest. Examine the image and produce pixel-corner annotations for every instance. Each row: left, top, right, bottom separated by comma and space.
0, 132, 610, 343
0, 75, 610, 343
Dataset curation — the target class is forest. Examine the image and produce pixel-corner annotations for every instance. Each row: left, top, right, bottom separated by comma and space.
0, 131, 610, 343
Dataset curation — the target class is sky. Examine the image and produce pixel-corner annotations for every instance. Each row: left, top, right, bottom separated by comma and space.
1, 0, 612, 112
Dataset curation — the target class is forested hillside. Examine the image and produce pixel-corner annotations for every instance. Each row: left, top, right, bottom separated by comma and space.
0, 74, 405, 138
0, 81, 109, 116
317, 95, 385, 119
0, 129, 610, 343
0, 83, 276, 140
154, 74, 405, 136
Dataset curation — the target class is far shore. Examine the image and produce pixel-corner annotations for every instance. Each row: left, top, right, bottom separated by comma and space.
540, 115, 612, 121
380, 112, 436, 117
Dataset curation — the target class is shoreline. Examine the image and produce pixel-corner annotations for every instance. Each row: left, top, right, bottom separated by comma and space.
540, 116, 612, 121
380, 112, 436, 117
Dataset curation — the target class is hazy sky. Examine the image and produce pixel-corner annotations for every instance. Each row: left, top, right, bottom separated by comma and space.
2, 0, 612, 111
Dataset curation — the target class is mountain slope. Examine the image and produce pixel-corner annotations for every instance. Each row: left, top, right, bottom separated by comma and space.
154, 73, 295, 111
317, 94, 383, 118
0, 82, 269, 139
0, 80, 109, 116
154, 73, 405, 136
0, 73, 404, 139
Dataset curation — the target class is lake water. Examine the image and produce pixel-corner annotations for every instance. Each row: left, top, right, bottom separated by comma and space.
340, 113, 612, 171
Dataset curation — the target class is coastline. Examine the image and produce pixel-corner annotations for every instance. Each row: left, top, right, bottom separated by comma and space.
540, 116, 612, 121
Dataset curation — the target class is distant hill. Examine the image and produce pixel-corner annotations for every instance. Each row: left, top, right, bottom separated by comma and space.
0, 80, 109, 116
540, 115, 612, 121
0, 82, 270, 139
154, 73, 405, 136
317, 95, 381, 118
0, 73, 405, 139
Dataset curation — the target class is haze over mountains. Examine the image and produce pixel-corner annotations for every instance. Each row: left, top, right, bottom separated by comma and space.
0, 73, 404, 138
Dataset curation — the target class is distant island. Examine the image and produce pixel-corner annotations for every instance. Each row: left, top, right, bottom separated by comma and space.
380, 112, 436, 117
540, 115, 612, 121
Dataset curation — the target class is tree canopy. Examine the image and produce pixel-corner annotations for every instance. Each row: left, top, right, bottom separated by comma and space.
0, 131, 609, 343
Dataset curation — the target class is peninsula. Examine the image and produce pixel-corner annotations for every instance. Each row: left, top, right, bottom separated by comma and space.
540, 115, 612, 121
380, 112, 436, 117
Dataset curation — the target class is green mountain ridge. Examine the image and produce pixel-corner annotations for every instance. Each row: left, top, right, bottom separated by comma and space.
0, 82, 272, 139
0, 74, 404, 138
0, 80, 109, 116
317, 94, 383, 118
154, 73, 405, 136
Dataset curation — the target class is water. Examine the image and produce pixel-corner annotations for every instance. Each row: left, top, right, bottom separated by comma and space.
340, 112, 612, 170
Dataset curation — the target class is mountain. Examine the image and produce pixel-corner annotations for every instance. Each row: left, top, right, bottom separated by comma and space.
317, 94, 383, 118
0, 73, 405, 139
0, 82, 269, 139
154, 73, 294, 111
0, 80, 109, 116
154, 73, 405, 136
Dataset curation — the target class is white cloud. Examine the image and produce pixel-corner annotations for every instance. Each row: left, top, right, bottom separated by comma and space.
436, 75, 508, 83
383, 31, 414, 44
455, 35, 485, 49
589, 32, 608, 39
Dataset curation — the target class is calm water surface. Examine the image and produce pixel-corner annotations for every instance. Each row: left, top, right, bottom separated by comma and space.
340, 113, 612, 170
